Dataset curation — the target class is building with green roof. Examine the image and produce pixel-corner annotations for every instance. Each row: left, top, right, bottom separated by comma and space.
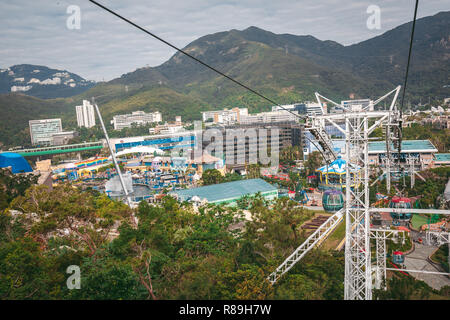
433, 153, 450, 167
169, 178, 278, 206
368, 140, 437, 154
368, 140, 438, 170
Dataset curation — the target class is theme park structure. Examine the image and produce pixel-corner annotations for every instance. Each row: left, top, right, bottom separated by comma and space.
268, 86, 450, 300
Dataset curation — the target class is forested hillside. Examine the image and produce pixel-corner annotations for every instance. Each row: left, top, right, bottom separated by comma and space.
1, 174, 448, 300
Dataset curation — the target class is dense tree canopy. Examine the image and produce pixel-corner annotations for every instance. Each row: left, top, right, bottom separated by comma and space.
0, 172, 448, 300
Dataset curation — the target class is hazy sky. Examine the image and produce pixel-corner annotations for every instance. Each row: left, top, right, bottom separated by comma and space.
1, 0, 448, 81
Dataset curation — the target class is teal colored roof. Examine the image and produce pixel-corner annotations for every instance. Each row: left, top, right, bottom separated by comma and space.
435, 153, 450, 162
170, 178, 277, 203
368, 140, 437, 153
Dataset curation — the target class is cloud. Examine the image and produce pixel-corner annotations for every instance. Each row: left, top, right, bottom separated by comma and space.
0, 0, 447, 81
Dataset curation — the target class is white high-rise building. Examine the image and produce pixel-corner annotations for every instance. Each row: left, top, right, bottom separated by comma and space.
76, 100, 96, 128
111, 111, 162, 130
29, 118, 62, 146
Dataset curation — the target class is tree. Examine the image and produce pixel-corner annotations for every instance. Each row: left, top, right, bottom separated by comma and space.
304, 151, 322, 175
0, 168, 38, 210
9, 184, 133, 255
0, 237, 64, 299
280, 146, 302, 166
201, 169, 224, 185
373, 275, 432, 300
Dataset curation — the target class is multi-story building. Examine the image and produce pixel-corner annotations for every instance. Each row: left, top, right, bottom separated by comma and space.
272, 102, 325, 116
368, 139, 438, 171
202, 108, 248, 125
433, 153, 450, 167
420, 115, 450, 129
204, 121, 304, 171
29, 118, 62, 146
112, 111, 162, 130
110, 121, 303, 172
76, 100, 96, 128
51, 131, 77, 146
239, 110, 300, 125
271, 103, 301, 112
149, 124, 185, 135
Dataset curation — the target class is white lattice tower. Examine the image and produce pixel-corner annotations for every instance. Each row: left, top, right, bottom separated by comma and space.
406, 155, 416, 188
375, 233, 387, 290
267, 87, 403, 299
370, 229, 406, 290
343, 115, 372, 300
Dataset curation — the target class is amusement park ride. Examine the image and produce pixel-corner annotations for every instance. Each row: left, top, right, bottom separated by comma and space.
268, 86, 450, 300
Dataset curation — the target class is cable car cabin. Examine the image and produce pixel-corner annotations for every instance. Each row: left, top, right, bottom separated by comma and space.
389, 196, 413, 220
392, 251, 405, 264
322, 189, 344, 212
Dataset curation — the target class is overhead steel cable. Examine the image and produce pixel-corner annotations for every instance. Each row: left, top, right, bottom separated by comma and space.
88, 0, 332, 163
400, 0, 420, 112
397, 0, 419, 188
88, 0, 304, 121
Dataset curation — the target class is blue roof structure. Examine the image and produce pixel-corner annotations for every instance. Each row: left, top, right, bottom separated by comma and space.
0, 152, 33, 174
170, 178, 278, 205
316, 156, 360, 174
368, 140, 437, 154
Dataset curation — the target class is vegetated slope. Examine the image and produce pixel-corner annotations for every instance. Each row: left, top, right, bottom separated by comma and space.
0, 94, 68, 148
111, 11, 450, 104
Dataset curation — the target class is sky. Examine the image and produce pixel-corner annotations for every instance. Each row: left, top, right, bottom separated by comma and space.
1, 0, 448, 81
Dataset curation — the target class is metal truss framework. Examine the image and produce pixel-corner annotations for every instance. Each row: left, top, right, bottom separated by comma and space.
425, 231, 450, 246
269, 86, 450, 299
370, 208, 450, 215
267, 208, 344, 285
309, 87, 402, 300
371, 155, 425, 190
370, 229, 406, 290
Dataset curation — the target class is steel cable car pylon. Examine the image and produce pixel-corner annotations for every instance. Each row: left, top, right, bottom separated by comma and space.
268, 86, 403, 300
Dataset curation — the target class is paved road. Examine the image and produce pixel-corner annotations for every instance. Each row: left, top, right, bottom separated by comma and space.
404, 243, 450, 290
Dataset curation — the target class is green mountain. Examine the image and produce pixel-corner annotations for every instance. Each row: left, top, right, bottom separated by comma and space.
109, 11, 450, 105
0, 11, 449, 148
